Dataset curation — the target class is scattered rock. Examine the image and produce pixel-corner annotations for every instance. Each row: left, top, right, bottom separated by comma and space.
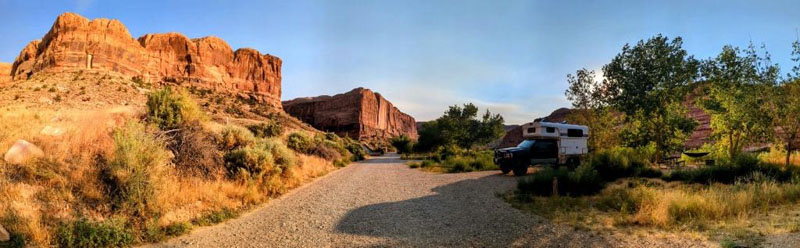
0, 223, 9, 242
3, 139, 44, 165
282, 87, 418, 141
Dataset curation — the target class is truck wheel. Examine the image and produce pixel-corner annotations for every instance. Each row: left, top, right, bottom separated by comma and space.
512, 161, 528, 176
500, 163, 512, 174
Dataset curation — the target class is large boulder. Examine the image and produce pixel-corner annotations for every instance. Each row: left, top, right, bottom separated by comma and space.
283, 87, 418, 141
3, 140, 44, 165
9, 12, 283, 108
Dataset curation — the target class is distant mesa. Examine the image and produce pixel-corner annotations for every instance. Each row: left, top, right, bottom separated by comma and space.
8, 12, 282, 108
283, 87, 418, 142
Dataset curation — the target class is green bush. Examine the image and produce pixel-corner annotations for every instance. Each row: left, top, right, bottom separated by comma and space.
146, 87, 205, 130
103, 122, 168, 217
664, 153, 797, 184
255, 138, 296, 169
287, 132, 313, 153
223, 145, 277, 179
345, 140, 366, 161
56, 218, 133, 248
192, 208, 238, 226
588, 146, 660, 181
390, 135, 414, 154
247, 120, 284, 138
219, 125, 255, 150
517, 164, 604, 196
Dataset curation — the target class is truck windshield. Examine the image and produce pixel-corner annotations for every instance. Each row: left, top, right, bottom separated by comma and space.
517, 140, 535, 149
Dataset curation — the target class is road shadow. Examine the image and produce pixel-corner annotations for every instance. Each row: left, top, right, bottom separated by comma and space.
334, 173, 614, 247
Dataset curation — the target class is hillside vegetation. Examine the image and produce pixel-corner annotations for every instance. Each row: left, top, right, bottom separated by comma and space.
0, 76, 362, 247
510, 35, 800, 246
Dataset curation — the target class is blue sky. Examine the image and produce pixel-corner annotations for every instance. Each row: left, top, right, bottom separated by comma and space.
1, 0, 799, 123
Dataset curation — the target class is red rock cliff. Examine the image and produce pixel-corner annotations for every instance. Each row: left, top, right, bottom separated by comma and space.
282, 88, 418, 141
10, 12, 282, 108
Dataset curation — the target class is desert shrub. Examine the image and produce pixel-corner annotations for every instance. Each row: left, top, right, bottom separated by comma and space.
287, 132, 313, 153
588, 145, 660, 181
517, 164, 604, 196
223, 146, 277, 180
254, 138, 297, 169
192, 209, 238, 226
55, 218, 133, 248
170, 123, 224, 178
247, 120, 284, 138
102, 122, 168, 218
219, 125, 255, 150
146, 87, 205, 130
345, 140, 366, 161
390, 135, 414, 154
308, 141, 343, 161
664, 153, 796, 184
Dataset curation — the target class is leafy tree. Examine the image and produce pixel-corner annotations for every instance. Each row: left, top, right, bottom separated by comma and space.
600, 35, 699, 161
564, 68, 623, 151
415, 103, 504, 152
699, 44, 779, 158
390, 134, 414, 154
770, 40, 800, 166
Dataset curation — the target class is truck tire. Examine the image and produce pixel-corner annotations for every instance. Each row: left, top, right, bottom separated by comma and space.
500, 163, 512, 174
512, 161, 528, 176
566, 157, 580, 169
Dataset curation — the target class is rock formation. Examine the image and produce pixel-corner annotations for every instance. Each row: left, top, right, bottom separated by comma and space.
282, 88, 418, 141
9, 12, 282, 108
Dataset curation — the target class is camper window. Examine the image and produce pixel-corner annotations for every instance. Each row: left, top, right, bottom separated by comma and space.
527, 127, 536, 133
546, 127, 555, 133
567, 129, 583, 137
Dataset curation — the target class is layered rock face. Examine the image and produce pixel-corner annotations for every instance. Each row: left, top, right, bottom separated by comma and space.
9, 12, 282, 107
282, 88, 418, 141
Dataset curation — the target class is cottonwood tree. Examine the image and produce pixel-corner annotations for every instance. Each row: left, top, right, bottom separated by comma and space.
771, 40, 800, 166
564, 68, 622, 150
416, 103, 505, 151
699, 44, 779, 158
600, 35, 698, 162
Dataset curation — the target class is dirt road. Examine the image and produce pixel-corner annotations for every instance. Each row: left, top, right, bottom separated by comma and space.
147, 154, 711, 248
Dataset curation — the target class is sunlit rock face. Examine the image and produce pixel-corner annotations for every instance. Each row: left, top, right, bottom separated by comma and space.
10, 12, 282, 108
282, 87, 418, 141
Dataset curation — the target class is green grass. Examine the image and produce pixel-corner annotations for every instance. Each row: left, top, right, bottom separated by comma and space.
55, 218, 133, 248
408, 150, 498, 173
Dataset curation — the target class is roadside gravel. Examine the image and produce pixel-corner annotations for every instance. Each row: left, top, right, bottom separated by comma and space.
145, 154, 714, 247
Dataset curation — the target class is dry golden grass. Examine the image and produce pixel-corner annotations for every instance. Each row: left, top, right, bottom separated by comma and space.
0, 102, 339, 246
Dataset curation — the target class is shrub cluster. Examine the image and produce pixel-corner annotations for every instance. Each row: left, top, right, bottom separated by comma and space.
518, 164, 604, 196
56, 218, 133, 248
224, 137, 297, 181
664, 153, 799, 184
518, 146, 661, 197
102, 122, 169, 218
247, 119, 284, 138
146, 87, 206, 130
286, 131, 365, 166
408, 149, 498, 173
390, 135, 414, 154
219, 125, 255, 150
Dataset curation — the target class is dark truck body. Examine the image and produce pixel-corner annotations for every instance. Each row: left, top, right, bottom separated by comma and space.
494, 121, 589, 176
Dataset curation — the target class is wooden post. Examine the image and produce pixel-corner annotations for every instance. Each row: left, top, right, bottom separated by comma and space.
552, 177, 558, 197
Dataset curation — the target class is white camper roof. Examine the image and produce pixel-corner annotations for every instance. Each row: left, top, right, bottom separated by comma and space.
521, 121, 589, 139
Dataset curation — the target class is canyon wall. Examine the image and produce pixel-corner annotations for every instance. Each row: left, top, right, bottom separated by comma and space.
282, 88, 418, 141
9, 12, 282, 108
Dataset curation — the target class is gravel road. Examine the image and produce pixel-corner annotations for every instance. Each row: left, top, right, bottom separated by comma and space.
146, 154, 713, 248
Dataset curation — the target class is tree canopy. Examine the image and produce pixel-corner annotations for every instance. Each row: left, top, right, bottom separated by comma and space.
415, 103, 504, 152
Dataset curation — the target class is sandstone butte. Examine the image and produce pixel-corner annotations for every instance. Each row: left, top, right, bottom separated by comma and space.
8, 12, 283, 108
282, 87, 418, 142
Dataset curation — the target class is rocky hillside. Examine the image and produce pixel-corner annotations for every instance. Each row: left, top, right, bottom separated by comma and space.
9, 12, 282, 108
283, 87, 418, 141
